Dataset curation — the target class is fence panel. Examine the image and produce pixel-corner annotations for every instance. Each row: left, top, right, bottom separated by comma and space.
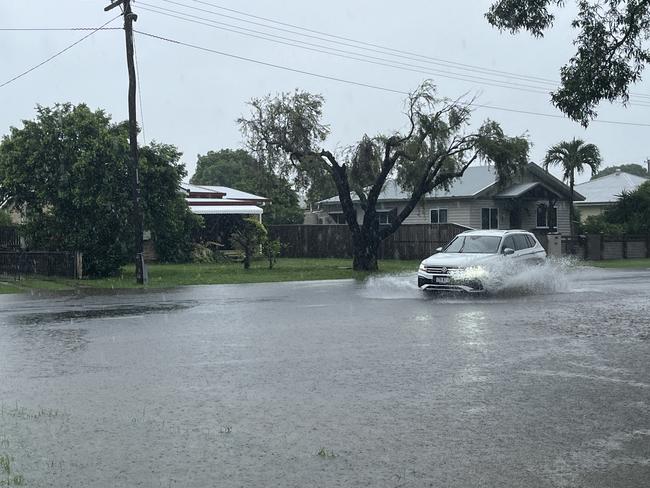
269, 223, 469, 260
0, 227, 20, 250
624, 237, 647, 259
602, 237, 625, 260
561, 236, 586, 259
0, 251, 76, 279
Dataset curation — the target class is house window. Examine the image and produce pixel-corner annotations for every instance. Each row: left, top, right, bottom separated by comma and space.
430, 208, 448, 224
481, 208, 498, 229
377, 211, 391, 225
536, 205, 557, 228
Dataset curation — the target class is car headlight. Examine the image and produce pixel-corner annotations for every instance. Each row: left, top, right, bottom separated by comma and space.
418, 262, 427, 272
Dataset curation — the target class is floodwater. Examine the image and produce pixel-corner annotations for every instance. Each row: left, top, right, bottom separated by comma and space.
0, 264, 649, 487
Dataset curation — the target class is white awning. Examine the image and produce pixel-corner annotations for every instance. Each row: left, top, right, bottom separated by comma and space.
189, 205, 263, 216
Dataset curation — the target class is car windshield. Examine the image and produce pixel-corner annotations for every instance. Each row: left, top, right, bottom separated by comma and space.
443, 235, 502, 253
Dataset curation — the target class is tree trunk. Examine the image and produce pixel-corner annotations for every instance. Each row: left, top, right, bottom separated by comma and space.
243, 247, 251, 269
352, 231, 380, 271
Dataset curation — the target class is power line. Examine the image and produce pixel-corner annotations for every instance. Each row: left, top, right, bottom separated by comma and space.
137, 4, 554, 96
162, 0, 650, 101
134, 29, 650, 128
155, 0, 559, 88
0, 16, 121, 88
137, 3, 650, 107
135, 29, 407, 94
0, 27, 122, 31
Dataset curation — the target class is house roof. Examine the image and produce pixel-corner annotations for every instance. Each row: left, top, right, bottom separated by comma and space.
319, 165, 499, 204
318, 163, 582, 205
180, 183, 268, 216
575, 171, 647, 204
180, 183, 269, 202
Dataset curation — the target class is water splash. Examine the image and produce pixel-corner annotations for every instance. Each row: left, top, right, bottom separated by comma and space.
473, 257, 578, 296
360, 257, 582, 299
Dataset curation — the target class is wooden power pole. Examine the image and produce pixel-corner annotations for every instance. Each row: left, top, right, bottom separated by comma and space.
105, 0, 147, 284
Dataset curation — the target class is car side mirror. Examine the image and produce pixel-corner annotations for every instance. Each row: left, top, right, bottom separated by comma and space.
435, 247, 443, 252
503, 247, 515, 256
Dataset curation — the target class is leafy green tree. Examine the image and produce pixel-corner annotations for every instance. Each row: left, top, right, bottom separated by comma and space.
603, 180, 650, 233
140, 143, 203, 263
0, 103, 199, 276
190, 149, 303, 225
592, 163, 649, 179
238, 81, 530, 271
262, 237, 281, 269
582, 214, 625, 234
230, 217, 267, 269
0, 210, 12, 227
544, 138, 602, 235
486, 0, 650, 125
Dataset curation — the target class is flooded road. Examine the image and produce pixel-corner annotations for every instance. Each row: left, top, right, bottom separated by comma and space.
1, 265, 649, 487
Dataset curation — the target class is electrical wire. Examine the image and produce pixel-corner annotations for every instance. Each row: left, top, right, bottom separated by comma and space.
0, 16, 122, 89
160, 0, 650, 101
0, 27, 122, 31
137, 3, 650, 107
134, 29, 650, 127
155, 0, 558, 88
137, 4, 556, 97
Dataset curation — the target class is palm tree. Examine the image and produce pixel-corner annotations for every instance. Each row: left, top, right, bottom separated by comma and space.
544, 138, 602, 235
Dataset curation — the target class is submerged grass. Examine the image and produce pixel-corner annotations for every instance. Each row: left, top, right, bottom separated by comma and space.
1, 258, 419, 294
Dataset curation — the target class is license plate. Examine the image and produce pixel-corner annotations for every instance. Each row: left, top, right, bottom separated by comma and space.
435, 277, 450, 284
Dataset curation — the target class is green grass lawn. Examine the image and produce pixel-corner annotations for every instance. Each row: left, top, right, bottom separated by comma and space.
0, 258, 420, 294
586, 258, 650, 269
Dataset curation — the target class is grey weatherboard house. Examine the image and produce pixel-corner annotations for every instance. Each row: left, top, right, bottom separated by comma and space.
313, 163, 584, 236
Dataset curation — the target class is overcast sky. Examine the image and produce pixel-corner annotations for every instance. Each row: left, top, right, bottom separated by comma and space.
2, 0, 649, 185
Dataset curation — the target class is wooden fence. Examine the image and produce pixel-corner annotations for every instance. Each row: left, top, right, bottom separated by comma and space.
268, 223, 471, 260
561, 234, 649, 260
0, 226, 20, 250
599, 235, 649, 260
0, 251, 79, 279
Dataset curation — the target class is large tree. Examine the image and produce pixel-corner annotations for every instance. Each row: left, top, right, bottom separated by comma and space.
190, 148, 303, 225
486, 0, 650, 125
0, 103, 199, 276
238, 81, 529, 271
544, 138, 602, 234
592, 162, 649, 179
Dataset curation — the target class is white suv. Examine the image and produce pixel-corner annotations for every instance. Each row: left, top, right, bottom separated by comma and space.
417, 229, 546, 292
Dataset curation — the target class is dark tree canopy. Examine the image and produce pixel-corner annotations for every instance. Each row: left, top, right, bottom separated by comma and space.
0, 103, 199, 276
486, 0, 650, 125
239, 81, 530, 271
592, 162, 649, 179
190, 149, 303, 225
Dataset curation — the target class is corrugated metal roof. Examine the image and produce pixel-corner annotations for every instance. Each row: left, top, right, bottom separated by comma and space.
180, 183, 268, 201
575, 171, 648, 204
319, 165, 498, 204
